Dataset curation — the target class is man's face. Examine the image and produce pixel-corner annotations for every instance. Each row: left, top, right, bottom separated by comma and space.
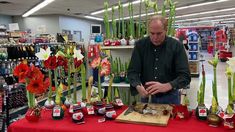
149, 20, 166, 46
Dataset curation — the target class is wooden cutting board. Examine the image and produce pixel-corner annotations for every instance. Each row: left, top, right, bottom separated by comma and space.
116, 104, 172, 126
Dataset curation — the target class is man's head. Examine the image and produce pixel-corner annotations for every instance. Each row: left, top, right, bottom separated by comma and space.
148, 15, 167, 46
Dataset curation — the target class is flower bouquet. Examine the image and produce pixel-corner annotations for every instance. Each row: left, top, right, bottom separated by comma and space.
13, 62, 50, 122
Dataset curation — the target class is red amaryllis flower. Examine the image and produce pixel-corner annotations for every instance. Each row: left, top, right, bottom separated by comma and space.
74, 58, 83, 68
27, 79, 45, 94
13, 63, 29, 83
90, 57, 101, 69
44, 56, 57, 70
100, 58, 111, 76
25, 65, 41, 79
57, 56, 67, 67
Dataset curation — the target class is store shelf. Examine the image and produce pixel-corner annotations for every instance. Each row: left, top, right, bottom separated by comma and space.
100, 45, 134, 50
189, 60, 199, 62
188, 41, 198, 44
188, 50, 199, 52
101, 82, 130, 88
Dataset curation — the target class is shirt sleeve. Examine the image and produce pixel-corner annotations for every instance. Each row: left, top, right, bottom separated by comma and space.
169, 42, 191, 89
127, 43, 142, 95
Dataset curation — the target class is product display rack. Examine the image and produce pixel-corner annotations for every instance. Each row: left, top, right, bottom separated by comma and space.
187, 32, 200, 78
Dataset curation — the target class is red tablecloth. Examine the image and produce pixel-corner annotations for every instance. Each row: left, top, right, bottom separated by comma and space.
8, 106, 228, 132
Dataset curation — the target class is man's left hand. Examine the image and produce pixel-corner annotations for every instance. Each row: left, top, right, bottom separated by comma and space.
145, 81, 172, 95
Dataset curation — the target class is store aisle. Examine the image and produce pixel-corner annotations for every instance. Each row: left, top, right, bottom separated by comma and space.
188, 51, 228, 109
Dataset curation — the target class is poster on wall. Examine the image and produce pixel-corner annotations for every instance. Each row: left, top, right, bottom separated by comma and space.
37, 25, 47, 33
9, 23, 19, 31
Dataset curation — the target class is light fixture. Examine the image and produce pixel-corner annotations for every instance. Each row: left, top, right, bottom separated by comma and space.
176, 13, 235, 23
90, 0, 141, 15
22, 0, 55, 17
84, 15, 103, 21
176, 7, 235, 19
176, 0, 230, 11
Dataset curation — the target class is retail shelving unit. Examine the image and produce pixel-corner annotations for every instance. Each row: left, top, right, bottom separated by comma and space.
100, 45, 137, 104
188, 32, 200, 77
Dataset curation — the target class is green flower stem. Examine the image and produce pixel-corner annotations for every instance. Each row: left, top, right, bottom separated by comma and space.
233, 73, 235, 101
145, 0, 149, 35
48, 69, 53, 102
228, 77, 232, 104
121, 3, 125, 38
98, 67, 102, 98
213, 67, 218, 102
67, 60, 72, 98
202, 65, 206, 104
81, 64, 86, 101
73, 72, 77, 104
118, 1, 121, 38
54, 68, 58, 93
107, 75, 114, 103
27, 91, 35, 108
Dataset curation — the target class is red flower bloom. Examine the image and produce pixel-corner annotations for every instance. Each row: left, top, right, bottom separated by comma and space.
13, 63, 29, 83
100, 58, 111, 76
74, 58, 83, 68
27, 79, 45, 94
44, 56, 57, 70
25, 65, 41, 79
90, 57, 101, 69
57, 56, 67, 67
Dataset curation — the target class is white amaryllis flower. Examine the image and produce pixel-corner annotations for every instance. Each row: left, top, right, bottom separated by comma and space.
227, 57, 235, 72
73, 48, 84, 60
35, 47, 51, 60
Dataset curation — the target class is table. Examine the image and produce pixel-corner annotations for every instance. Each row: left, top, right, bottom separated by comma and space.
8, 106, 227, 132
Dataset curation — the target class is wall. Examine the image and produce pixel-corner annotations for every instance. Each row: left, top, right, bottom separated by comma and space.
0, 15, 13, 29
12, 15, 60, 35
59, 16, 103, 43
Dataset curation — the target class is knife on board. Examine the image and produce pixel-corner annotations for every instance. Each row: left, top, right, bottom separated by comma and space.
123, 101, 136, 116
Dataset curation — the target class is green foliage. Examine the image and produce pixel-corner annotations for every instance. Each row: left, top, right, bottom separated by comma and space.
104, 1, 110, 39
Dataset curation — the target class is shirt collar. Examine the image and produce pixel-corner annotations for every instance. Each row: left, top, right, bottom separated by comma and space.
149, 36, 168, 49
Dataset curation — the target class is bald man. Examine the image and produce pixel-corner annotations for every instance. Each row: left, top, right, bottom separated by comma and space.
127, 15, 191, 104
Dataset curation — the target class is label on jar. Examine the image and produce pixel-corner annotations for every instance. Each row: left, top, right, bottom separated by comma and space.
115, 98, 123, 106
198, 107, 207, 117
106, 110, 116, 118
87, 106, 94, 115
53, 106, 61, 117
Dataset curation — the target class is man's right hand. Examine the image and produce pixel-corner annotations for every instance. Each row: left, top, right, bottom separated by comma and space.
136, 85, 149, 98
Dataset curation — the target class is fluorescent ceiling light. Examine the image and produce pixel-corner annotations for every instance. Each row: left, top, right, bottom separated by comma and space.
176, 17, 235, 24
84, 15, 103, 21
176, 13, 235, 22
176, 0, 230, 11
176, 7, 235, 19
91, 0, 141, 15
22, 0, 54, 17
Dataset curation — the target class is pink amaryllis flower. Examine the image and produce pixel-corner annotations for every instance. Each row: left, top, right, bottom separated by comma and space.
100, 58, 111, 76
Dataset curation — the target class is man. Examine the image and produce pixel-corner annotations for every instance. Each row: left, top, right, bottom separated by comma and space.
127, 15, 191, 104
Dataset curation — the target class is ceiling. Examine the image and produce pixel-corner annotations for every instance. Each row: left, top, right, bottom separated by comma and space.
0, 0, 235, 24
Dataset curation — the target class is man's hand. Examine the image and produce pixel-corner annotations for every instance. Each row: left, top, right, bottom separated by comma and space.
145, 81, 172, 95
136, 85, 149, 98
